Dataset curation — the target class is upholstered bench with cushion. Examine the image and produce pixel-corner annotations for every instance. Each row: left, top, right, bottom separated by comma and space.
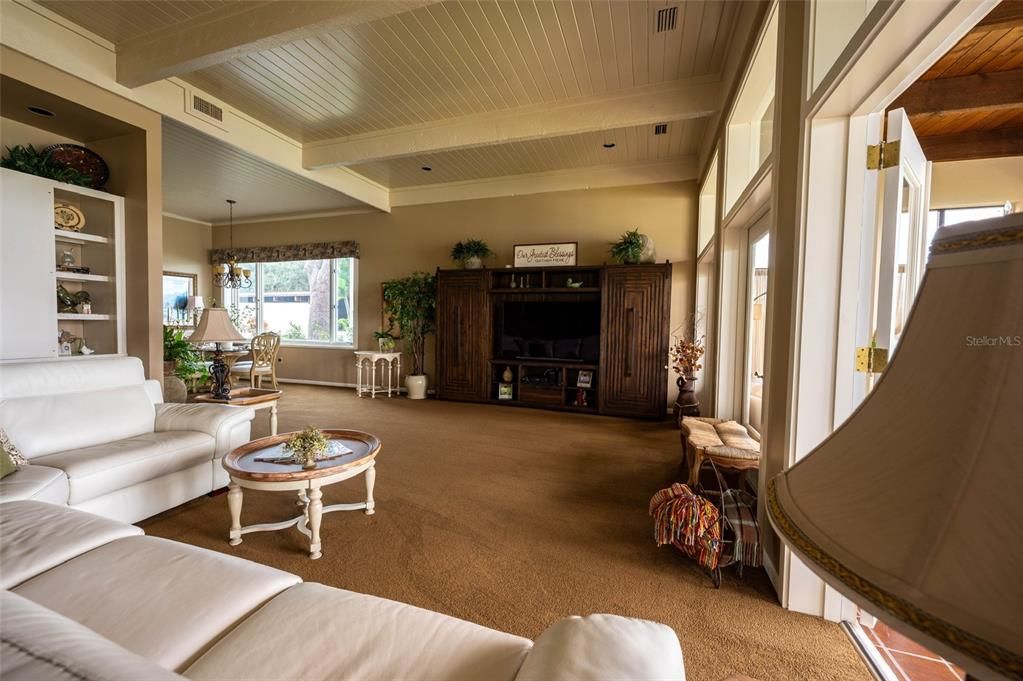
680, 417, 761, 486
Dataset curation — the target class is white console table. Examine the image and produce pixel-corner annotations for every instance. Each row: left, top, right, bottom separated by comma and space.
354, 351, 402, 398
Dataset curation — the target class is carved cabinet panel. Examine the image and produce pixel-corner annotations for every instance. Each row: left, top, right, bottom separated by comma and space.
435, 270, 489, 402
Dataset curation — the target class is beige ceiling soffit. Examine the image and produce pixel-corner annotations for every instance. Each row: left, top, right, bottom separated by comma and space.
162, 212, 212, 227
2, 1, 390, 213
390, 157, 698, 208
115, 1, 440, 88
303, 78, 720, 169
212, 207, 380, 227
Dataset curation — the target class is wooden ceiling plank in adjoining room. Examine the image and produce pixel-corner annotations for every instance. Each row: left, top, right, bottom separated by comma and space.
919, 126, 1023, 162
113, 0, 442, 88
893, 68, 1023, 116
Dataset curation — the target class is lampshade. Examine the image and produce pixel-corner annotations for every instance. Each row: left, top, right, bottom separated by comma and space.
188, 307, 245, 343
768, 213, 1022, 681
186, 296, 204, 311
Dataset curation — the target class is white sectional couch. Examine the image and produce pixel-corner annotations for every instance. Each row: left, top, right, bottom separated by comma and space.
0, 500, 686, 680
0, 357, 254, 523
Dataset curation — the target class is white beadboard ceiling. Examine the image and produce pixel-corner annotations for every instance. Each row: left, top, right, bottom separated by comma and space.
353, 117, 707, 187
41, 1, 749, 200
162, 119, 365, 223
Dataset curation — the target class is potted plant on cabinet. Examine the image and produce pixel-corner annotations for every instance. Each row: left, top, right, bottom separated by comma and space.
450, 239, 493, 269
382, 272, 437, 399
609, 228, 655, 264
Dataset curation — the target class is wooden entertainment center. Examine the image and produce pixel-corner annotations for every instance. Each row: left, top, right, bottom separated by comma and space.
436, 263, 671, 419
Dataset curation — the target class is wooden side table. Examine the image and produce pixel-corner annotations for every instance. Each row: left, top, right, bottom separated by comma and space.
354, 351, 401, 398
195, 388, 283, 435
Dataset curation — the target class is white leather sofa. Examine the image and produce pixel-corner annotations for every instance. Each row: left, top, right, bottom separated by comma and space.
0, 500, 686, 680
0, 357, 254, 523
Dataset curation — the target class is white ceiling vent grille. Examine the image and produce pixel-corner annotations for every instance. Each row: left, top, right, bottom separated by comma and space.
191, 95, 223, 122
184, 89, 229, 131
655, 7, 678, 33
654, 123, 669, 135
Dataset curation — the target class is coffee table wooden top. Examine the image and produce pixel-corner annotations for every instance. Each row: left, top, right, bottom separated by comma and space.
196, 388, 282, 405
224, 429, 380, 482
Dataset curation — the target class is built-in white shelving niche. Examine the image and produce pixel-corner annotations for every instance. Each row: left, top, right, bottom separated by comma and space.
1, 168, 126, 362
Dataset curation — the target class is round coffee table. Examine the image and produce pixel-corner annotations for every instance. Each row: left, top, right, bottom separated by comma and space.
222, 429, 380, 559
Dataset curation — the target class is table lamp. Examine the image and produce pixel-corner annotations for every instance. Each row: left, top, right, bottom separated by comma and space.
189, 307, 245, 400
768, 212, 1022, 680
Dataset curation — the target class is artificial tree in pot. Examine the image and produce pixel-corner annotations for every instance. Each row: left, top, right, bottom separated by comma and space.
382, 272, 437, 399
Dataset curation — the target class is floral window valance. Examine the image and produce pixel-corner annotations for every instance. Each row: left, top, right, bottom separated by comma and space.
209, 240, 359, 264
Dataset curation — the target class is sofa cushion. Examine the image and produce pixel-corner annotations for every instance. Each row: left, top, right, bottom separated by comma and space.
0, 590, 185, 681
32, 431, 214, 505
14, 535, 301, 672
0, 465, 69, 506
186, 583, 533, 681
515, 614, 685, 681
0, 500, 141, 589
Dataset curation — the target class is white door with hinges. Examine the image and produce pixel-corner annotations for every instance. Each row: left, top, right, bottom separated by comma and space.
873, 107, 932, 356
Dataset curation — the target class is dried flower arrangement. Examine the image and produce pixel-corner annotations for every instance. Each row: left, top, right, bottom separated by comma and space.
669, 314, 705, 378
284, 426, 330, 469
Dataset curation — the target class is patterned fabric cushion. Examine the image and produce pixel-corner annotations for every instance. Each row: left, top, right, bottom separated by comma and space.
1, 448, 16, 479
681, 418, 760, 460
0, 429, 29, 467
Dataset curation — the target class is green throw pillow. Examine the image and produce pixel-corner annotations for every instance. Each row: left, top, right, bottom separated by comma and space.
0, 448, 16, 479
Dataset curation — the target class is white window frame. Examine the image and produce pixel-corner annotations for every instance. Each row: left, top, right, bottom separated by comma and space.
224, 258, 357, 348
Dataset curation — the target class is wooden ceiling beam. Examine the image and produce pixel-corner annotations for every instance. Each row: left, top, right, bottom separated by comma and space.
919, 126, 1023, 161
302, 78, 720, 169
893, 68, 1023, 115
115, 1, 439, 88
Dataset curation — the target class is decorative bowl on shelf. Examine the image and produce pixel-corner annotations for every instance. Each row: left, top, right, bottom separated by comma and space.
44, 144, 109, 189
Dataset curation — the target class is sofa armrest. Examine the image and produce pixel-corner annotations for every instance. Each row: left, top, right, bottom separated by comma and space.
154, 403, 255, 459
515, 615, 685, 681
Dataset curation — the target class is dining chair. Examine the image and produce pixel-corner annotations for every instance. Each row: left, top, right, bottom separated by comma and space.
229, 332, 280, 389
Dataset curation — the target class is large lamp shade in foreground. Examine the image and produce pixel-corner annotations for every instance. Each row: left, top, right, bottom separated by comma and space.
188, 307, 245, 400
768, 213, 1022, 681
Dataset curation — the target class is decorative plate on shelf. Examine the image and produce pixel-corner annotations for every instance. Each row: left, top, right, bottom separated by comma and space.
54, 203, 86, 232
44, 144, 109, 189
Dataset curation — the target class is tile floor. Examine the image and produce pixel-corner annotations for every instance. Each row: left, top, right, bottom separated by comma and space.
865, 622, 965, 681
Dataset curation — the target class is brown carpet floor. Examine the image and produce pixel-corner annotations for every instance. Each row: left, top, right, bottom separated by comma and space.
142, 384, 869, 681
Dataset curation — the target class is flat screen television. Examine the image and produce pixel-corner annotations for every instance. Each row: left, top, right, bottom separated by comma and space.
495, 300, 601, 362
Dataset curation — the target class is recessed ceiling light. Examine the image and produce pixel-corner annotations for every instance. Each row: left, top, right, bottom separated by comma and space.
27, 106, 55, 118
603, 142, 616, 149
421, 166, 432, 171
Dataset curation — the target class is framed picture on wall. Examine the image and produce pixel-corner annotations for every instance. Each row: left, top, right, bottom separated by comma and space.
163, 271, 197, 326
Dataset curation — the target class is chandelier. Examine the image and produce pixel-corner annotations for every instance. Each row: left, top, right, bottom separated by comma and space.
214, 199, 252, 289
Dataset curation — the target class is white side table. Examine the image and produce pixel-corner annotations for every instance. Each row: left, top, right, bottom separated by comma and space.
354, 351, 402, 398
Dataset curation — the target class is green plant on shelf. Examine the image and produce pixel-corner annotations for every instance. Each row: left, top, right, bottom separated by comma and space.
1, 145, 92, 187
609, 229, 645, 264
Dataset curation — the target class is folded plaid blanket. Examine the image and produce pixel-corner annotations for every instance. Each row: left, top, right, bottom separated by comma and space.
649, 483, 722, 571
721, 489, 761, 567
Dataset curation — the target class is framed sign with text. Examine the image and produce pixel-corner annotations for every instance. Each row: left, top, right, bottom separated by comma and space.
513, 242, 577, 267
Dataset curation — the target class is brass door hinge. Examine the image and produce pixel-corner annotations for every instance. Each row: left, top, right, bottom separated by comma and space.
866, 140, 900, 170
855, 346, 889, 373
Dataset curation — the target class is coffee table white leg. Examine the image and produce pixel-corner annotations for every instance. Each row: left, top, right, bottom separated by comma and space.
308, 485, 323, 559
365, 462, 376, 515
269, 402, 278, 435
228, 481, 243, 546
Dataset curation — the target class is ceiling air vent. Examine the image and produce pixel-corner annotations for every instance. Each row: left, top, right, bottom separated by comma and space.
654, 123, 669, 135
191, 94, 223, 123
655, 6, 678, 33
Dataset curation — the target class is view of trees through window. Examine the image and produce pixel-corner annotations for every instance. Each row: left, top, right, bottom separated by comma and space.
227, 258, 355, 345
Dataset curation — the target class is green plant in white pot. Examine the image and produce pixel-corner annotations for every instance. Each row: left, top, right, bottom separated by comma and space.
450, 239, 493, 269
382, 272, 437, 399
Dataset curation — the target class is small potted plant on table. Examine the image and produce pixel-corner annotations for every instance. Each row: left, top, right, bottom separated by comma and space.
284, 426, 330, 469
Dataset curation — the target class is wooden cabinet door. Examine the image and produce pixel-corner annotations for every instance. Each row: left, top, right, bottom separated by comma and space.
436, 270, 489, 401
1, 170, 58, 360
600, 264, 671, 418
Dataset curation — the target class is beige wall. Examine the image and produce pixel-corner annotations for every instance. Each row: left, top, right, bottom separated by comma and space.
930, 157, 1023, 210
0, 116, 80, 148
214, 181, 697, 403
162, 215, 213, 302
